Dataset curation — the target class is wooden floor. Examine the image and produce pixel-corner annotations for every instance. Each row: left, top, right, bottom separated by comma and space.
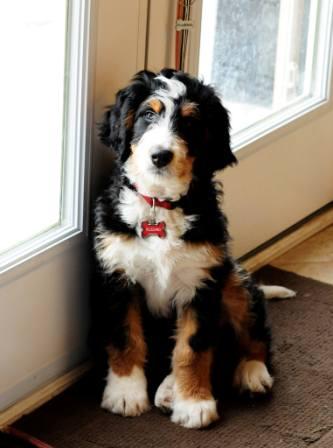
271, 225, 333, 285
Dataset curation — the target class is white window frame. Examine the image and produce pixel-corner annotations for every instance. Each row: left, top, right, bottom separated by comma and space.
0, 0, 94, 276
188, 0, 333, 155
273, 0, 318, 108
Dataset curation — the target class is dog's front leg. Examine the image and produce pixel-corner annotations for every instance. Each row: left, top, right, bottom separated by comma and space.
99, 272, 150, 417
170, 304, 219, 428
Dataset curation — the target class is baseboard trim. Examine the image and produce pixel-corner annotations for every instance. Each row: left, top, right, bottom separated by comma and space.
242, 206, 333, 272
0, 361, 91, 429
2, 206, 332, 428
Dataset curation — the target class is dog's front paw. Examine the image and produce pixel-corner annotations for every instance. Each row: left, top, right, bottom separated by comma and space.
102, 388, 150, 417
234, 360, 273, 394
171, 398, 219, 428
154, 374, 175, 413
102, 366, 150, 417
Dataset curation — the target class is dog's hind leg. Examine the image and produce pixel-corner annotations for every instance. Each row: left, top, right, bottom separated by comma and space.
222, 268, 274, 394
233, 341, 274, 394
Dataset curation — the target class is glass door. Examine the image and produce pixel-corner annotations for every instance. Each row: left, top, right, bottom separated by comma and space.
0, 0, 92, 412
145, 0, 333, 256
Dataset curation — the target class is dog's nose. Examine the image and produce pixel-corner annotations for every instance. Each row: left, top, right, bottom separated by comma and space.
151, 149, 173, 168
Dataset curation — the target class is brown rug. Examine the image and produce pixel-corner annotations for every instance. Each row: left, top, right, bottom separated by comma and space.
12, 266, 333, 448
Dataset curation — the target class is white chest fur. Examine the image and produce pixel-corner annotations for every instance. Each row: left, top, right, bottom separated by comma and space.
96, 188, 221, 316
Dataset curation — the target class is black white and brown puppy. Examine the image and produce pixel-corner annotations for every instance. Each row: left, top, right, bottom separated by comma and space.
92, 69, 295, 429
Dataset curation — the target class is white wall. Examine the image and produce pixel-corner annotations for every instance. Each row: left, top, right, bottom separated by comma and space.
91, 0, 148, 194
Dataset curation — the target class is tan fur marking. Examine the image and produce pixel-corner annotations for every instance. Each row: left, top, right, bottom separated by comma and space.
174, 153, 194, 179
148, 98, 163, 114
223, 272, 250, 334
125, 110, 134, 129
173, 309, 213, 401
107, 301, 146, 376
242, 339, 267, 362
172, 137, 194, 184
180, 102, 198, 117
187, 242, 224, 265
223, 272, 267, 363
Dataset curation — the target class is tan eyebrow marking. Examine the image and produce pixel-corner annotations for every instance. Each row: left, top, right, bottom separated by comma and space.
181, 102, 199, 117
148, 98, 163, 114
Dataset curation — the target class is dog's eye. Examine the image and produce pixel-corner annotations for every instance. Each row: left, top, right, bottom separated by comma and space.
144, 110, 156, 122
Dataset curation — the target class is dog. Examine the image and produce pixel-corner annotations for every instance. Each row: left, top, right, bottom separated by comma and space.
92, 68, 295, 429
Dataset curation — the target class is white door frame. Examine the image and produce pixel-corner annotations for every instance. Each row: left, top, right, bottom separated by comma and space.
0, 0, 96, 411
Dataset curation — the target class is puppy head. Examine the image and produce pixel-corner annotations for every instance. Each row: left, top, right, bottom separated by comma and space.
99, 69, 237, 200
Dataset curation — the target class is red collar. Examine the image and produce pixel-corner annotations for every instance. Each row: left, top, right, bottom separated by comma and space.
133, 185, 173, 210
140, 194, 173, 209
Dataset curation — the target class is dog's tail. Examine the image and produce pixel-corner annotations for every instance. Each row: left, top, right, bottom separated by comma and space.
258, 285, 296, 300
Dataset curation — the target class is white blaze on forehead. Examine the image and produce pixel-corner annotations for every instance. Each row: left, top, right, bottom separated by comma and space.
142, 77, 185, 146
155, 75, 186, 99
138, 122, 172, 151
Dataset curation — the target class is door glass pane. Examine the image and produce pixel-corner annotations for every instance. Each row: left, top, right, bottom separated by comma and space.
199, 0, 327, 135
0, 1, 67, 254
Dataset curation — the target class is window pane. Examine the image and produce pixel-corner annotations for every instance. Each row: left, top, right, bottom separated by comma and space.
0, 1, 67, 254
199, 0, 319, 134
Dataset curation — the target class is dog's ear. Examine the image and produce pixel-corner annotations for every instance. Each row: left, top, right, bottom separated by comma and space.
99, 70, 156, 160
203, 92, 237, 172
